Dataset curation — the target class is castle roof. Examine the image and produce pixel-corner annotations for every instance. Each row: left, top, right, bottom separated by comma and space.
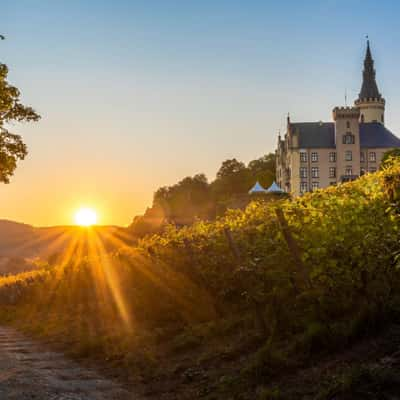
360, 123, 400, 148
358, 40, 382, 100
293, 122, 335, 148
290, 122, 400, 149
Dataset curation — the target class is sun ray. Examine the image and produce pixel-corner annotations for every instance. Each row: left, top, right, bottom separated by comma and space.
88, 229, 133, 330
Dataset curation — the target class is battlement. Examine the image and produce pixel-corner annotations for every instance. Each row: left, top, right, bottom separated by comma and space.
355, 97, 385, 106
332, 106, 360, 120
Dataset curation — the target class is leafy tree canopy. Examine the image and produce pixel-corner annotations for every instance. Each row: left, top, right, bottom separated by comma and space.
130, 153, 276, 234
0, 61, 40, 183
216, 158, 246, 179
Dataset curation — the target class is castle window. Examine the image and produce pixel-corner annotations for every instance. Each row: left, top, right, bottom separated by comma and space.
346, 121, 350, 129
300, 152, 307, 162
345, 167, 353, 176
343, 134, 355, 144
300, 167, 307, 178
311, 167, 319, 178
361, 114, 365, 123
329, 152, 336, 162
329, 167, 336, 178
369, 152, 376, 162
311, 182, 319, 191
345, 150, 352, 161
369, 167, 377, 173
300, 182, 308, 193
360, 167, 366, 176
311, 152, 318, 162
381, 114, 384, 123
360, 151, 365, 162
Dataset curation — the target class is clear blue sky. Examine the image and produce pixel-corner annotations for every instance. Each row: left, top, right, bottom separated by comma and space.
1, 0, 400, 225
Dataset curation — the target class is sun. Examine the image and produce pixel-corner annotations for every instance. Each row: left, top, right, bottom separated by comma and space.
74, 207, 98, 227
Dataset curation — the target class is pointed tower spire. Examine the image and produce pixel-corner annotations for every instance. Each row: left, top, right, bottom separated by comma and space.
355, 39, 385, 124
358, 39, 381, 100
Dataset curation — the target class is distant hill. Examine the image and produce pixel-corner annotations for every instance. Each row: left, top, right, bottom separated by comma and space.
0, 220, 39, 257
0, 220, 135, 275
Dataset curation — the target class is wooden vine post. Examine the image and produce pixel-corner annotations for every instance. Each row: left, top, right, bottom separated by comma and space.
223, 227, 268, 337
275, 207, 309, 289
183, 238, 222, 318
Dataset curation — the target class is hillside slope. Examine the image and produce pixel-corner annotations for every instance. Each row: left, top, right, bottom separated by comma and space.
0, 161, 399, 399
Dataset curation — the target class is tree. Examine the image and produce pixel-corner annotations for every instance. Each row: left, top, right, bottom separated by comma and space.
212, 159, 251, 199
381, 148, 400, 169
216, 158, 246, 179
0, 55, 40, 183
130, 154, 277, 236
247, 153, 276, 188
153, 173, 213, 223
248, 153, 275, 176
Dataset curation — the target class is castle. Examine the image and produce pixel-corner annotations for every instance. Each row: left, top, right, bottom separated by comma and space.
276, 41, 400, 195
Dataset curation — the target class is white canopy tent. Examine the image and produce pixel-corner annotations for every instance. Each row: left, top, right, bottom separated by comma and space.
248, 181, 267, 194
266, 181, 284, 193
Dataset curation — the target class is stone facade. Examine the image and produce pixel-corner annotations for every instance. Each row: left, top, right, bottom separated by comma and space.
276, 41, 400, 196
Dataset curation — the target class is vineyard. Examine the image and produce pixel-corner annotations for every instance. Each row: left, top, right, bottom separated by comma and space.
0, 160, 399, 399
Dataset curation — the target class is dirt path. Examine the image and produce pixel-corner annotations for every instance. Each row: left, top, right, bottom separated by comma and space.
0, 326, 139, 399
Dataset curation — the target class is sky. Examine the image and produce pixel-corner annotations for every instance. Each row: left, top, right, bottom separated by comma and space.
1, 0, 400, 226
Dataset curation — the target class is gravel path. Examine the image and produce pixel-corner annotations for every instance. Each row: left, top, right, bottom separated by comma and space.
0, 326, 139, 399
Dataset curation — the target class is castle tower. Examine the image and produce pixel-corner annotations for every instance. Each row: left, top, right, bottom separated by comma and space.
333, 106, 361, 181
354, 40, 385, 124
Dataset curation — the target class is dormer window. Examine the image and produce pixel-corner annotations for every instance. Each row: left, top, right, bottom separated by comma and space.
342, 133, 355, 144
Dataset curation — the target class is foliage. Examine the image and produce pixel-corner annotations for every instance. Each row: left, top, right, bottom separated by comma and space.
212, 154, 276, 201
130, 153, 276, 234
0, 61, 40, 183
154, 173, 213, 223
381, 148, 400, 168
0, 161, 399, 396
